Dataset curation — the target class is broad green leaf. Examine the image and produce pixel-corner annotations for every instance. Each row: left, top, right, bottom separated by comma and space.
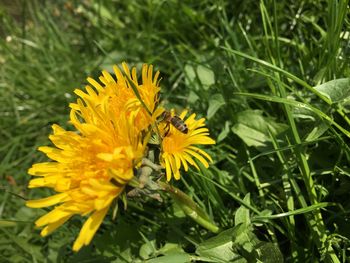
231, 224, 282, 262
207, 94, 225, 119
305, 122, 329, 141
233, 92, 350, 138
217, 121, 231, 142
232, 110, 288, 147
314, 78, 350, 103
139, 240, 157, 260
293, 106, 317, 121
158, 243, 185, 255
232, 224, 258, 254
146, 253, 191, 263
188, 90, 199, 103
196, 228, 244, 262
232, 123, 268, 147
255, 242, 284, 263
235, 194, 251, 225
184, 64, 197, 89
197, 65, 215, 89
184, 64, 215, 90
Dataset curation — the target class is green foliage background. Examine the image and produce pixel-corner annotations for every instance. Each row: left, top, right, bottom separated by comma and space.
0, 0, 350, 262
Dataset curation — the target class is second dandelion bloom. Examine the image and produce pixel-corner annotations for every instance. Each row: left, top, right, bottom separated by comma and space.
160, 110, 216, 181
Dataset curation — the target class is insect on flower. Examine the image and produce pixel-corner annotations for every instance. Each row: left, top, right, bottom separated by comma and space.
159, 109, 215, 181
161, 110, 188, 135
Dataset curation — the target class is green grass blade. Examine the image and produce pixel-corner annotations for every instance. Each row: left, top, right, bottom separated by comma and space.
253, 202, 336, 221
223, 47, 332, 104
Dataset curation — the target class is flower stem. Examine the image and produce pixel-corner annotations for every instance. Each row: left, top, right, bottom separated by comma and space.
158, 181, 220, 233
142, 158, 163, 171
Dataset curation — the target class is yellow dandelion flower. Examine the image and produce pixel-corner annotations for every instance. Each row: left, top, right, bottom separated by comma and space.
27, 111, 144, 251
72, 62, 163, 133
160, 110, 215, 181
26, 63, 160, 252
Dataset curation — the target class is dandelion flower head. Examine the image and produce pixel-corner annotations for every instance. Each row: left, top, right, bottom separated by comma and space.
160, 110, 215, 181
26, 63, 161, 251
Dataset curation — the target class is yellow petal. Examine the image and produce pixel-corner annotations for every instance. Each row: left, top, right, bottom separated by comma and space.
87, 77, 104, 93
72, 206, 109, 252
35, 207, 72, 227
189, 128, 209, 136
179, 110, 188, 119
74, 89, 90, 101
40, 214, 72, 236
122, 62, 131, 77
88, 178, 120, 192
184, 149, 209, 168
182, 153, 200, 170
28, 177, 60, 188
113, 65, 126, 86
28, 162, 60, 176
168, 155, 180, 180
26, 192, 69, 208
102, 70, 115, 84
94, 194, 117, 210
55, 178, 71, 192
174, 154, 182, 172
179, 154, 189, 171
190, 136, 216, 145
188, 146, 213, 162
164, 157, 172, 181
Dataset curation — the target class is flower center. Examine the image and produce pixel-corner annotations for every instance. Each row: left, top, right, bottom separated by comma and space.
163, 133, 185, 153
